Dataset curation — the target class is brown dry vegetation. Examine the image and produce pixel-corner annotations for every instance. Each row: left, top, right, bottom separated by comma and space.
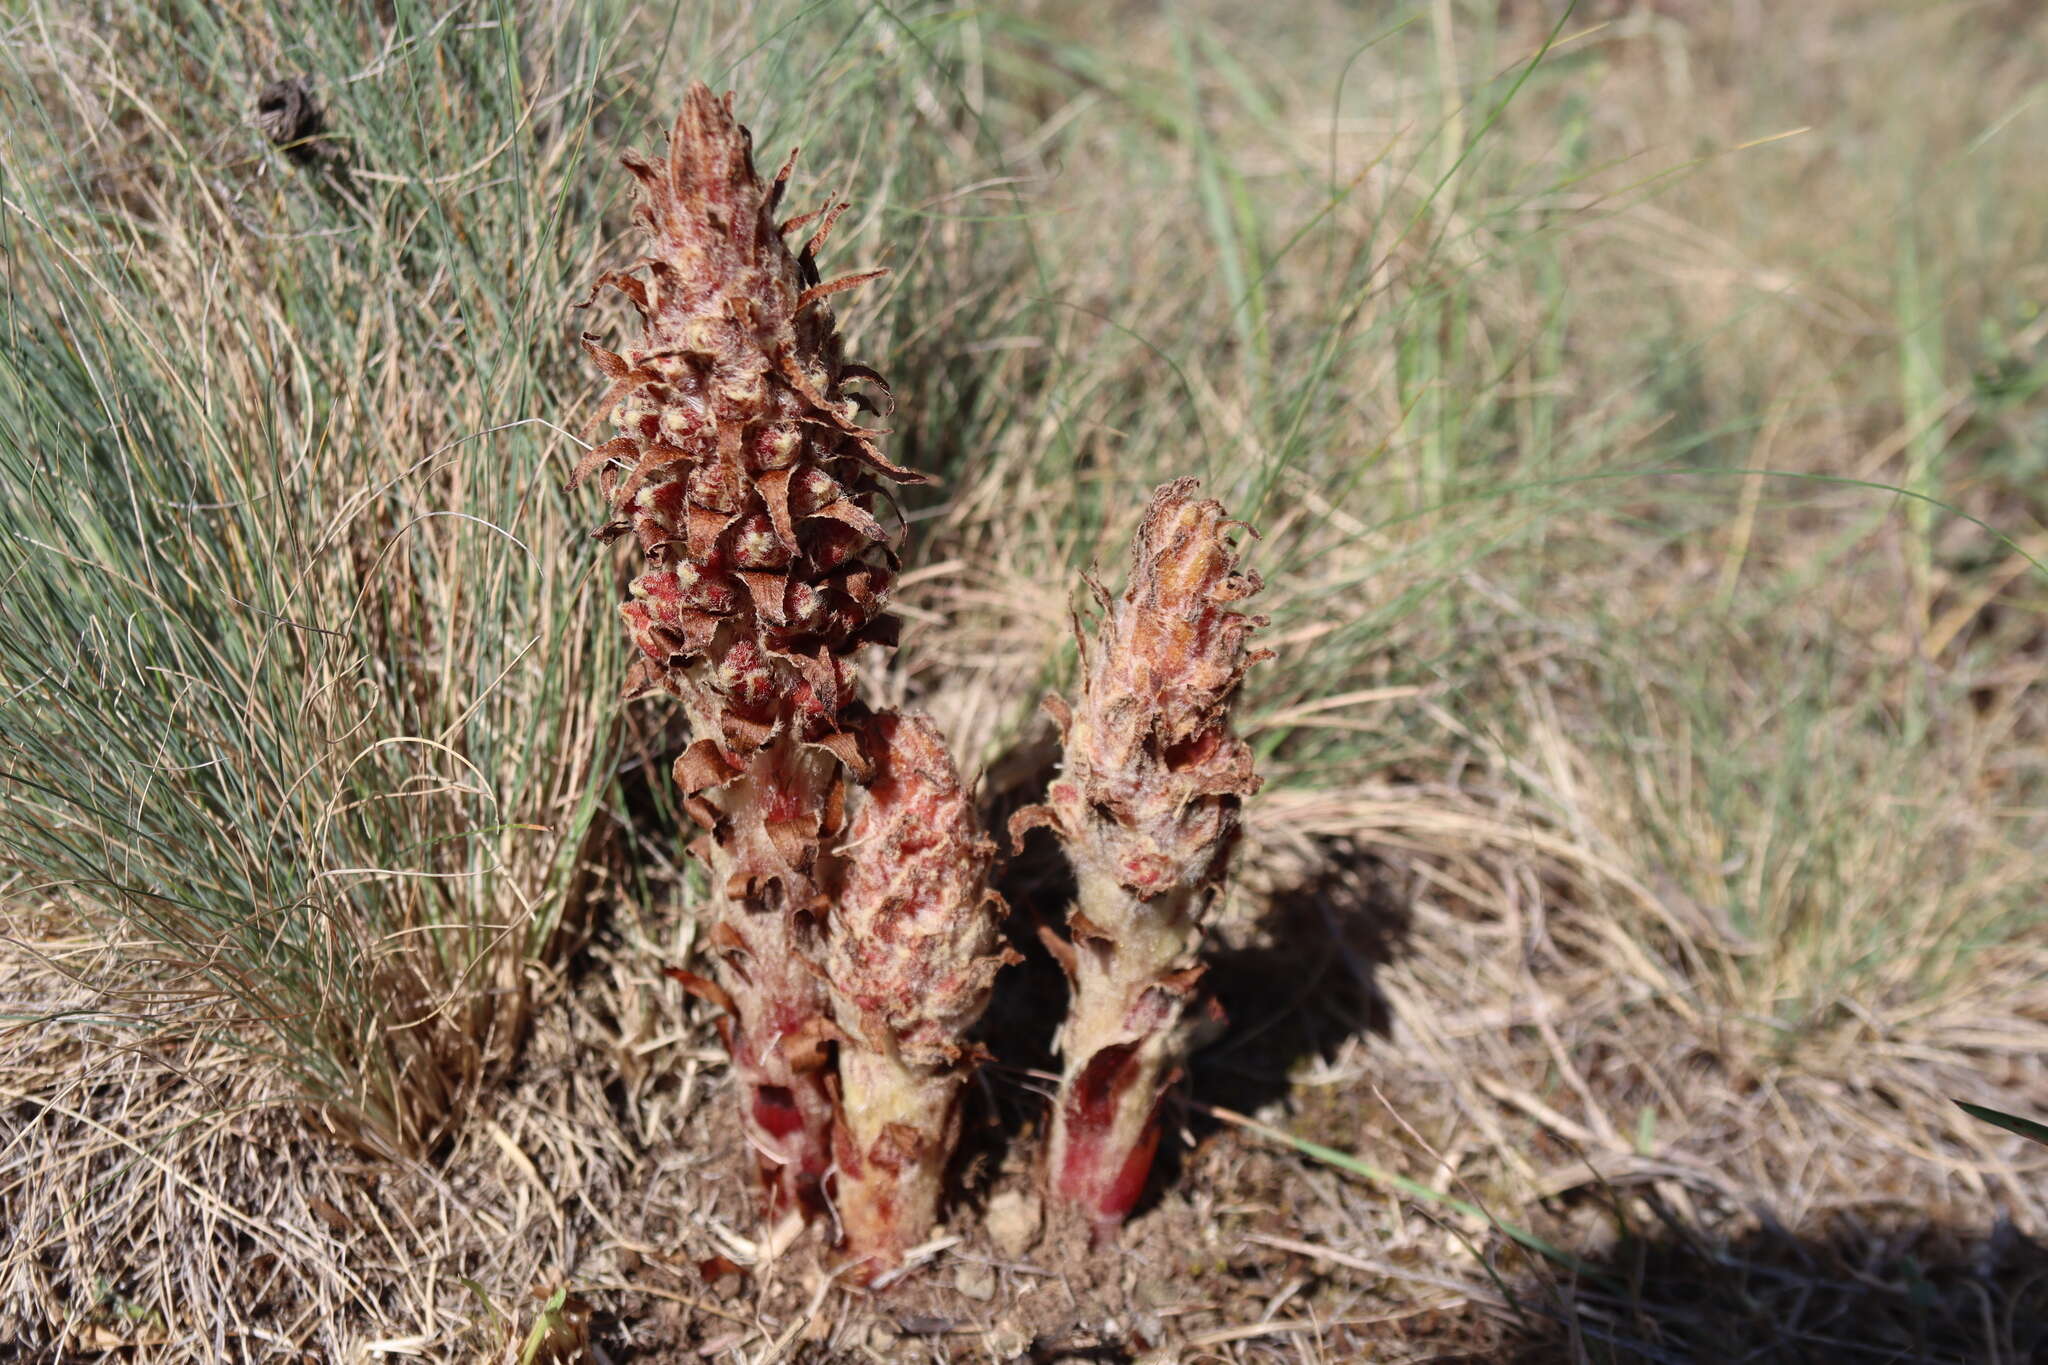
5, 1, 2047, 1362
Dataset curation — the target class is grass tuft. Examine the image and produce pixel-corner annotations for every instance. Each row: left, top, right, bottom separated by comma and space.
0, 0, 641, 1154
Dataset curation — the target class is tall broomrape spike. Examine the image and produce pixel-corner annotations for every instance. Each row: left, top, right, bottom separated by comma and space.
573, 83, 916, 1219
825, 713, 1015, 1277
1014, 478, 1269, 1233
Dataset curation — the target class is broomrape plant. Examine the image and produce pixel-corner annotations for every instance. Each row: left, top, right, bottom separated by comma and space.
826, 713, 1014, 1273
1016, 481, 1268, 1233
568, 83, 923, 1224
572, 87, 1264, 1273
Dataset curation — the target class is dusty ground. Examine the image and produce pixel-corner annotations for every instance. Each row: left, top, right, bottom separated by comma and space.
9, 774, 2047, 1362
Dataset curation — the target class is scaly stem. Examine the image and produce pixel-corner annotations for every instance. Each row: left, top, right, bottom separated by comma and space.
831, 1046, 966, 1271
1044, 867, 1210, 1226
682, 731, 842, 1217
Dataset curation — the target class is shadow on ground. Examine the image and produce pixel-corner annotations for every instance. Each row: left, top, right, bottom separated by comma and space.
1189, 837, 1411, 1124
968, 744, 1081, 1178
1395, 1208, 2048, 1364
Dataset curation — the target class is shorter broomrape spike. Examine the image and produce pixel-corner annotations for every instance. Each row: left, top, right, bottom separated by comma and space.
1015, 478, 1269, 1233
826, 713, 1014, 1276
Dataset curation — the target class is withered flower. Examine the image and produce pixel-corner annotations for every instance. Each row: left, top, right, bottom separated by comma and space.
1014, 478, 1268, 1232
826, 713, 1014, 1276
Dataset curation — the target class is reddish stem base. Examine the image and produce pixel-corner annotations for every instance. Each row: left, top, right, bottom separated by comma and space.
1046, 1040, 1172, 1236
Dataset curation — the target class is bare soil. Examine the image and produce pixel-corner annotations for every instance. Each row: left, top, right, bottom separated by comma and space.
9, 797, 2046, 1362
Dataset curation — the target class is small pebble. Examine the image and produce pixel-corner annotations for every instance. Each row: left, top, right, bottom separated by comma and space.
954, 1260, 998, 1301
987, 1324, 1030, 1360
984, 1188, 1042, 1258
